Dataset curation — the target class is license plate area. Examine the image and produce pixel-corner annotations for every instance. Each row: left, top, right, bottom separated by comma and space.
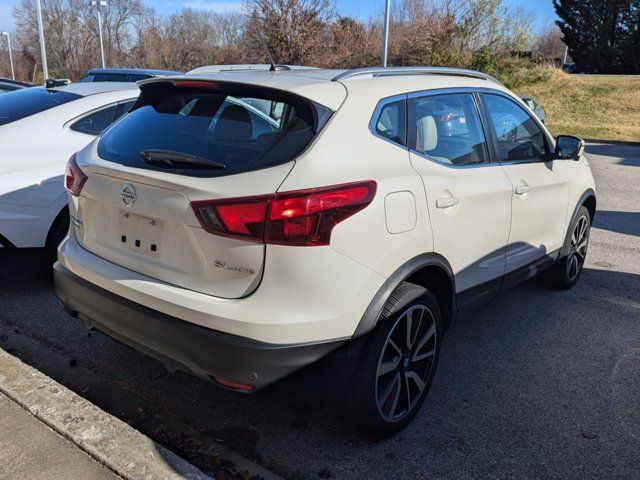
117, 210, 163, 256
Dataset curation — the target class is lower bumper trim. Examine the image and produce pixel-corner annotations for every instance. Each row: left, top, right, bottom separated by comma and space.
53, 261, 346, 391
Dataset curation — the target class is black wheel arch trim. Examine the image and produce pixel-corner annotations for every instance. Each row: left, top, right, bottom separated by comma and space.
352, 253, 456, 339
560, 188, 596, 258
0, 232, 17, 248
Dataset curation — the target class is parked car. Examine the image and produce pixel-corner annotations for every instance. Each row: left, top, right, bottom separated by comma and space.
80, 68, 182, 83
54, 67, 596, 437
0, 82, 139, 250
521, 96, 546, 123
0, 77, 31, 94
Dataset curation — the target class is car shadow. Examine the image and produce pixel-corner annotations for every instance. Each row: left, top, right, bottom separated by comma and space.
593, 210, 640, 237
586, 143, 640, 167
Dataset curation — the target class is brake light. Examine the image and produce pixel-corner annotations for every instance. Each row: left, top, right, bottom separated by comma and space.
174, 80, 218, 89
64, 154, 88, 197
439, 114, 455, 122
191, 181, 376, 246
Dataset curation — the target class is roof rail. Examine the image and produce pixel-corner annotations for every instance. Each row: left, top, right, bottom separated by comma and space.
187, 64, 318, 75
332, 66, 503, 85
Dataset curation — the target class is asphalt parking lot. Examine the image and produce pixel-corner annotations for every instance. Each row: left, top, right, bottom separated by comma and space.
1, 144, 639, 480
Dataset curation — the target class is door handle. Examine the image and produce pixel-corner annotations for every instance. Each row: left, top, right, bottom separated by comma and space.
435, 197, 459, 209
515, 184, 531, 195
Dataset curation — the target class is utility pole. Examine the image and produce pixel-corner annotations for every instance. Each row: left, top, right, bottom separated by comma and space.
0, 32, 14, 80
91, 1, 107, 69
381, 0, 391, 67
36, 0, 49, 80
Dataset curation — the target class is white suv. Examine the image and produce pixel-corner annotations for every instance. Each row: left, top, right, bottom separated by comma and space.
54, 67, 596, 437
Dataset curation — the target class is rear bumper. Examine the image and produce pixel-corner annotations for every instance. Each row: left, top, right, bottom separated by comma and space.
53, 261, 347, 391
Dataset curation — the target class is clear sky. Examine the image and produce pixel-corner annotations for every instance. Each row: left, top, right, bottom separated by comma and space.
0, 0, 559, 34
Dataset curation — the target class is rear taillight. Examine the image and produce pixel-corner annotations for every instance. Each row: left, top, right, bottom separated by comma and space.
64, 154, 88, 197
191, 181, 376, 246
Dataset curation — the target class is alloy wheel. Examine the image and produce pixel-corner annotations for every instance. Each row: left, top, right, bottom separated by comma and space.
567, 215, 589, 281
375, 305, 437, 422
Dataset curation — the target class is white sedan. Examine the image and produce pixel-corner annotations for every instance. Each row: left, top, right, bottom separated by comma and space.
0, 82, 139, 250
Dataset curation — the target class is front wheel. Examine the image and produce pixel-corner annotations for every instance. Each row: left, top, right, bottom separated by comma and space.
546, 206, 591, 289
341, 283, 443, 438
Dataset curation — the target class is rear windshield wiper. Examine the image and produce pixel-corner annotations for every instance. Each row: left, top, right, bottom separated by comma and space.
140, 150, 226, 170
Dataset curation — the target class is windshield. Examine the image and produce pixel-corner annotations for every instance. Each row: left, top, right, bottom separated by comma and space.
97, 82, 330, 177
0, 87, 82, 126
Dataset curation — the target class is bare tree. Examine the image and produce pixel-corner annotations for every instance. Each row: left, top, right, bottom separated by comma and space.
244, 0, 334, 65
535, 23, 566, 66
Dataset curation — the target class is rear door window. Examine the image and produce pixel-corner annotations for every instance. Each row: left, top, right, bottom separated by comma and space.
408, 93, 489, 166
97, 82, 331, 178
0, 87, 81, 126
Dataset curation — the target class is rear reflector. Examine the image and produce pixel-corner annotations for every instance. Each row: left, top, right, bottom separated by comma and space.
64, 153, 88, 197
191, 180, 376, 246
211, 375, 255, 392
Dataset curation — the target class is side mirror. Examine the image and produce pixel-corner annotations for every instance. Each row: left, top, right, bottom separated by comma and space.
555, 135, 585, 160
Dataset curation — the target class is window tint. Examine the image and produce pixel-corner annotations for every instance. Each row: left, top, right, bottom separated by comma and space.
98, 83, 330, 178
70, 105, 117, 136
92, 73, 129, 82
409, 93, 488, 165
114, 100, 135, 121
128, 74, 151, 82
375, 99, 406, 146
483, 94, 548, 163
0, 84, 21, 93
0, 87, 81, 126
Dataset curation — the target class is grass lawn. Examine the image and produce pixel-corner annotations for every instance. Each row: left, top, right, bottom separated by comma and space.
515, 71, 640, 142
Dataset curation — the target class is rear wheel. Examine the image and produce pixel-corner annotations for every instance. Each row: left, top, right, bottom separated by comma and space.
341, 283, 443, 438
546, 206, 591, 289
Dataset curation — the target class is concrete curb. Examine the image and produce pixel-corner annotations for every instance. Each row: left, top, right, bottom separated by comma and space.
0, 348, 210, 480
585, 138, 640, 147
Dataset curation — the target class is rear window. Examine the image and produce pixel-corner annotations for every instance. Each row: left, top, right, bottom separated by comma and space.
0, 87, 81, 126
97, 82, 331, 177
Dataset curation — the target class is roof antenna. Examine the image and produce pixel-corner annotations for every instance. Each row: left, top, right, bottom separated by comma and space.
257, 31, 278, 71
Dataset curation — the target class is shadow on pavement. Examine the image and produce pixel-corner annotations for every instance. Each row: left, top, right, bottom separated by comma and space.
593, 210, 640, 237
586, 143, 640, 167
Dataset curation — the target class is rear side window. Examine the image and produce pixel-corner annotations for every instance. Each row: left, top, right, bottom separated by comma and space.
0, 87, 81, 126
375, 99, 406, 146
128, 74, 150, 82
409, 93, 488, 166
70, 105, 117, 136
98, 82, 331, 178
0, 84, 22, 93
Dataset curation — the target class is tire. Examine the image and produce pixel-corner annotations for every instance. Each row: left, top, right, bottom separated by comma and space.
546, 205, 591, 289
46, 208, 70, 255
340, 282, 443, 438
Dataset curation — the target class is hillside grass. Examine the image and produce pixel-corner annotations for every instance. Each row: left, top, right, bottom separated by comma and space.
515, 71, 640, 142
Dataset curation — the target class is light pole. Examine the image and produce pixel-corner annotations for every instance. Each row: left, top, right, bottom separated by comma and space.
0, 32, 14, 80
381, 0, 391, 67
90, 0, 107, 69
36, 0, 49, 80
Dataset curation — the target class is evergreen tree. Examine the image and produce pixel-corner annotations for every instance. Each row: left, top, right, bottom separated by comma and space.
554, 0, 640, 73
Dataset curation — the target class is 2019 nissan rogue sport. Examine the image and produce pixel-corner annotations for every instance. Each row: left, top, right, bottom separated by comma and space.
54, 66, 596, 437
